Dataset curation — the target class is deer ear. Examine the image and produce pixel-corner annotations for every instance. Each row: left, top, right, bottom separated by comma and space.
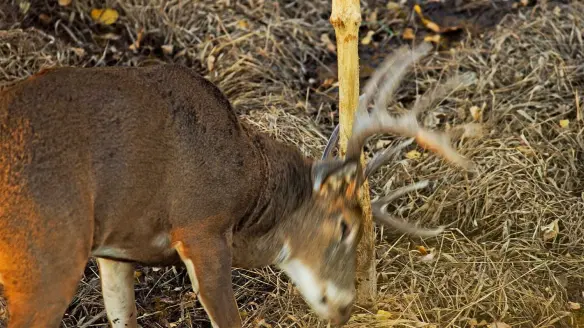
312, 160, 359, 198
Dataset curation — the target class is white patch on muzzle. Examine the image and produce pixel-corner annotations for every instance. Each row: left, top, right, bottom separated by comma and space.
278, 258, 355, 321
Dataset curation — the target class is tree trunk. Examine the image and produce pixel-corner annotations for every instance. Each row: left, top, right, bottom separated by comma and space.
330, 0, 377, 309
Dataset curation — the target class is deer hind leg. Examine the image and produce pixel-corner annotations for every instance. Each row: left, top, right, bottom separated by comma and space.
0, 241, 90, 328
174, 236, 241, 328
97, 258, 138, 328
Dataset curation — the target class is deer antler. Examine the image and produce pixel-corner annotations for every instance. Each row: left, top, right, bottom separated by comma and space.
318, 42, 475, 237
344, 42, 475, 186
371, 180, 445, 237
321, 124, 339, 160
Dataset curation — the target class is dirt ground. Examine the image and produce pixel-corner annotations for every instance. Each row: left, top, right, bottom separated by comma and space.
1, 0, 584, 327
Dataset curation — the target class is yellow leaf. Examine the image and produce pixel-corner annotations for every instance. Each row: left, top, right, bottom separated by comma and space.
376, 309, 392, 319
516, 146, 535, 156
239, 310, 249, 319
207, 55, 216, 72
559, 119, 569, 128
134, 271, 142, 279
361, 30, 375, 45
402, 27, 415, 40
470, 105, 483, 121
541, 219, 559, 241
90, 8, 119, 25
417, 245, 428, 255
406, 150, 421, 159
58, 0, 71, 6
569, 302, 581, 310
413, 4, 441, 33
424, 34, 441, 44
237, 19, 249, 30
489, 322, 511, 328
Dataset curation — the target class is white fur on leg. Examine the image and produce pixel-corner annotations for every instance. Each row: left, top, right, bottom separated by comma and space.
97, 258, 138, 328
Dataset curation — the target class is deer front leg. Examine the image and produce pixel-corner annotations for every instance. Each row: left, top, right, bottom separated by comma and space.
174, 236, 241, 328
97, 258, 138, 328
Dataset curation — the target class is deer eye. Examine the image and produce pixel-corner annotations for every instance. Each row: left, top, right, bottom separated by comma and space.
340, 219, 349, 242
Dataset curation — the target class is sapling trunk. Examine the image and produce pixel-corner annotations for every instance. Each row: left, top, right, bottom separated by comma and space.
330, 0, 377, 308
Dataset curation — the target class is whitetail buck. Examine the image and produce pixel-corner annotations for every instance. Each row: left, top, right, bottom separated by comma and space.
0, 41, 475, 327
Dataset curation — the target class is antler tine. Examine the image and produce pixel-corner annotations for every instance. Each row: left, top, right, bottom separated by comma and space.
346, 42, 433, 164
372, 42, 434, 115
357, 46, 413, 115
373, 179, 429, 205
411, 71, 477, 116
372, 180, 445, 237
321, 124, 340, 160
364, 138, 414, 178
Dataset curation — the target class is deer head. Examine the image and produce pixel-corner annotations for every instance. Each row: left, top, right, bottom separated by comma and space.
274, 42, 476, 325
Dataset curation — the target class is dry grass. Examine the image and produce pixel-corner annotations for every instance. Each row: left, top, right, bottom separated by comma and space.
1, 0, 583, 327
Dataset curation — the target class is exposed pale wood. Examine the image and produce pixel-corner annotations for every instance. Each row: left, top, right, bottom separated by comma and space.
330, 0, 377, 308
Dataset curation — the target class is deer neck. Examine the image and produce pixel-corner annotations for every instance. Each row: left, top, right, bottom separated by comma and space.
231, 124, 314, 268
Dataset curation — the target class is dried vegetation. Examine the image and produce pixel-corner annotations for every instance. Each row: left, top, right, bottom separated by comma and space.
1, 0, 583, 327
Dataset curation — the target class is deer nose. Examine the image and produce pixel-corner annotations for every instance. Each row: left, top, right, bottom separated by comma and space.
329, 302, 352, 326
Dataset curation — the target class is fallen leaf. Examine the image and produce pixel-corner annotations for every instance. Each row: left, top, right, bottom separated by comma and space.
413, 5, 440, 33
19, 1, 30, 14
516, 146, 535, 156
413, 4, 462, 34
70, 47, 85, 57
91, 8, 119, 25
559, 119, 569, 128
469, 319, 489, 327
321, 33, 336, 53
376, 309, 392, 319
239, 310, 249, 319
366, 10, 378, 23
39, 13, 52, 24
489, 322, 511, 328
134, 271, 142, 278
207, 55, 216, 71
420, 252, 435, 262
129, 28, 144, 51
237, 19, 249, 30
161, 44, 174, 55
386, 2, 401, 11
541, 219, 559, 241
361, 30, 375, 45
402, 27, 415, 40
58, 0, 71, 6
455, 123, 484, 140
568, 302, 581, 310
406, 149, 421, 159
424, 34, 441, 44
470, 105, 483, 121
322, 78, 335, 88
417, 245, 428, 255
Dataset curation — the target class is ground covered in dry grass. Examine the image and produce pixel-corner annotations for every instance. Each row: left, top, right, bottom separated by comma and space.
1, 0, 583, 327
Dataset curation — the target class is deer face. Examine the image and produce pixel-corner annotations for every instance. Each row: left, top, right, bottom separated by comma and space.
275, 160, 363, 326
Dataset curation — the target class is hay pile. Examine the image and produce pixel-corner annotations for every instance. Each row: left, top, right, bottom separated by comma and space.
1, 0, 583, 327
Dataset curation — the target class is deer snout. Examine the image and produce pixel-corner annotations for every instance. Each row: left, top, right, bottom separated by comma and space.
323, 282, 355, 325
